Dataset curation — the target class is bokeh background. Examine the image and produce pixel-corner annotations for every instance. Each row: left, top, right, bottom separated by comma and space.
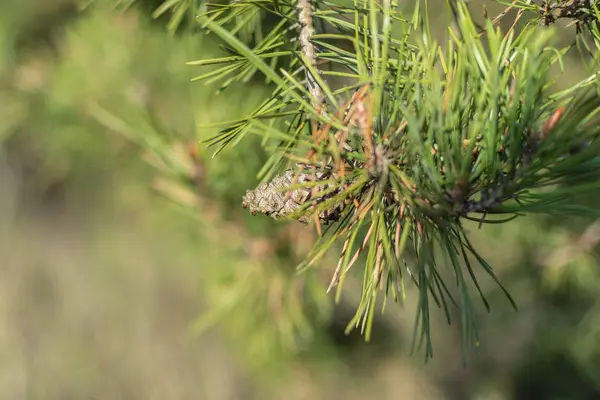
1, 0, 600, 399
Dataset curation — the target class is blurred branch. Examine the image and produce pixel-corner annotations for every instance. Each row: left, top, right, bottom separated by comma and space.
540, 219, 600, 270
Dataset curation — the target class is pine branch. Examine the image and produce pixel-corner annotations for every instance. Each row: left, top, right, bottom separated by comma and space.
191, 0, 600, 361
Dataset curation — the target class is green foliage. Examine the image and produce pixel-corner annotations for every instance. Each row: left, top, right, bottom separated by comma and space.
187, 0, 600, 360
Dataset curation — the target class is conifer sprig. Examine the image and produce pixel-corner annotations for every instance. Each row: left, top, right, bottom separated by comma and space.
186, 0, 600, 360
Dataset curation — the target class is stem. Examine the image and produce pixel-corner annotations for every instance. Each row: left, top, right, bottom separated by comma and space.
297, 0, 324, 109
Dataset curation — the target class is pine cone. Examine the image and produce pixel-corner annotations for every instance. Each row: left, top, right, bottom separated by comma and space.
242, 167, 344, 224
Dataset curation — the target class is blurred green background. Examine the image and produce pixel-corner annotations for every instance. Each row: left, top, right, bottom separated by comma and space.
1, 0, 600, 399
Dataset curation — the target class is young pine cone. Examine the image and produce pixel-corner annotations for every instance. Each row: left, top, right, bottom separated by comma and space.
242, 167, 344, 224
